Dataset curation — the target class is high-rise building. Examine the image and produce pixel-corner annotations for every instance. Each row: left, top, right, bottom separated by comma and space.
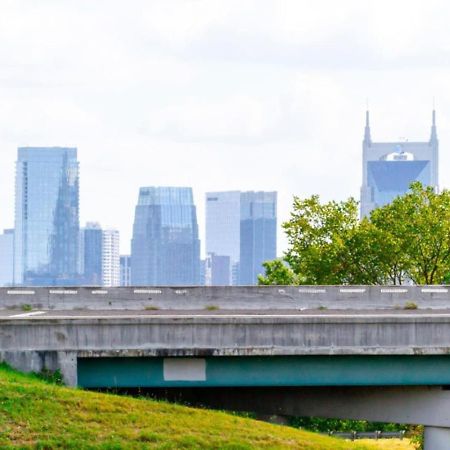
0, 229, 14, 286
120, 255, 131, 286
102, 229, 120, 287
14, 147, 80, 286
80, 222, 103, 285
205, 191, 277, 286
205, 191, 240, 285
239, 191, 277, 285
80, 223, 120, 286
360, 111, 439, 217
204, 253, 231, 286
131, 187, 200, 286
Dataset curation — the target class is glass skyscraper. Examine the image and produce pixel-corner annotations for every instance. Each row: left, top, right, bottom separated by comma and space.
14, 147, 80, 286
205, 190, 277, 286
205, 191, 241, 285
131, 187, 200, 286
80, 222, 103, 285
360, 111, 439, 217
239, 191, 277, 285
0, 229, 14, 287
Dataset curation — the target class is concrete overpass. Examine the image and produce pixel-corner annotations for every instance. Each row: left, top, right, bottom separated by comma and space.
2, 286, 450, 449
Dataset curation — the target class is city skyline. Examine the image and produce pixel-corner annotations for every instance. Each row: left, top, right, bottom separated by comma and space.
1, 2, 450, 257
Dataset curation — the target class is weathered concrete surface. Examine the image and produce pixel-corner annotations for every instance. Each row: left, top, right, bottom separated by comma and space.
144, 385, 450, 428
0, 350, 77, 385
2, 313, 450, 355
424, 427, 450, 450
1, 285, 450, 310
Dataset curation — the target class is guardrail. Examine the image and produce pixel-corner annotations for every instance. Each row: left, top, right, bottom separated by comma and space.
328, 430, 406, 440
0, 285, 450, 310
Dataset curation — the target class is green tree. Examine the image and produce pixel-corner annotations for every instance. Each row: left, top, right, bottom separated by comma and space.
259, 182, 450, 286
282, 195, 359, 284
371, 182, 450, 284
257, 259, 300, 285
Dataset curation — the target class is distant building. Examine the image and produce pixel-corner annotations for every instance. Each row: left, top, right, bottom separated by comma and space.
131, 187, 200, 286
80, 223, 120, 286
205, 191, 277, 286
80, 222, 103, 285
360, 111, 439, 217
120, 255, 131, 286
239, 191, 277, 285
204, 253, 231, 286
205, 191, 241, 285
102, 229, 120, 287
0, 229, 14, 286
14, 147, 80, 286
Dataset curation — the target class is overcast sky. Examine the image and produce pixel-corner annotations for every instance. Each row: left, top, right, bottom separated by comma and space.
1, 0, 449, 255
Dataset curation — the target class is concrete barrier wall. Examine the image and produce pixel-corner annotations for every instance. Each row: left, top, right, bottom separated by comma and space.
1, 285, 450, 310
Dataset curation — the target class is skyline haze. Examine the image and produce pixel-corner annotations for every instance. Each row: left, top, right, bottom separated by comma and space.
1, 1, 449, 256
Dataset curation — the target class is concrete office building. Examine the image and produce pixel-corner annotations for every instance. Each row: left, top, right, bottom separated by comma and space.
14, 147, 80, 286
0, 229, 14, 286
131, 187, 200, 286
102, 229, 120, 287
360, 111, 439, 217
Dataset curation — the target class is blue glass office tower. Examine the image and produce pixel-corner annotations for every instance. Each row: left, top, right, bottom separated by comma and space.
239, 191, 277, 285
80, 222, 103, 285
131, 187, 200, 286
14, 147, 79, 286
360, 111, 439, 217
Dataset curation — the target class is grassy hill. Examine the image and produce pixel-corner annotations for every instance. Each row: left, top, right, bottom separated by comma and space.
0, 364, 415, 449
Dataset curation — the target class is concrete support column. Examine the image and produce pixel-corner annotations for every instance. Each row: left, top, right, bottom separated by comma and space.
57, 351, 78, 387
424, 426, 450, 450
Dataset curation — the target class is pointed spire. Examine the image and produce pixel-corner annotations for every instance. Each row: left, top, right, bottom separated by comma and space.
430, 109, 438, 142
364, 110, 371, 143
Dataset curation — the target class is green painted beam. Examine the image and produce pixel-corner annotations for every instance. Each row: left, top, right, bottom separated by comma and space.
77, 355, 450, 388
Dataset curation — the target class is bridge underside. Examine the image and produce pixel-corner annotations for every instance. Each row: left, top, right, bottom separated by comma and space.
78, 355, 450, 388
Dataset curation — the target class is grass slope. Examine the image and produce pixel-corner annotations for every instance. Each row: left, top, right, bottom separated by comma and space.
0, 364, 415, 449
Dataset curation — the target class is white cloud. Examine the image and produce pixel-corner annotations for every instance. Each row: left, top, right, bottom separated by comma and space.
0, 0, 450, 256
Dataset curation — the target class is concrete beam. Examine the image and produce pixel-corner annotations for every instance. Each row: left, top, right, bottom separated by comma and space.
2, 313, 450, 356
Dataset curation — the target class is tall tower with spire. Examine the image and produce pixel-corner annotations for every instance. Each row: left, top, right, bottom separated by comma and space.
360, 111, 439, 218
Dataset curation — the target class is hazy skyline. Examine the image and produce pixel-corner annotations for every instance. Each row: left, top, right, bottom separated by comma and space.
1, 0, 449, 255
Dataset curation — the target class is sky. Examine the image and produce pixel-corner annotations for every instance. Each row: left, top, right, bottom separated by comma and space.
1, 0, 450, 255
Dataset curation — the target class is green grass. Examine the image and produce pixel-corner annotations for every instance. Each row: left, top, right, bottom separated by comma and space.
0, 364, 415, 449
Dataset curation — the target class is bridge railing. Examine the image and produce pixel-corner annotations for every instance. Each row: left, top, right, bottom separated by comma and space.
0, 285, 449, 310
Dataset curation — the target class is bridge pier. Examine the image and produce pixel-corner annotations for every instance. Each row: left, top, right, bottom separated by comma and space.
424, 427, 450, 450
0, 350, 77, 386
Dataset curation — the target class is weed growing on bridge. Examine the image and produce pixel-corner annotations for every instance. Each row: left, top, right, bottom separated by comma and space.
205, 304, 219, 311
404, 302, 418, 310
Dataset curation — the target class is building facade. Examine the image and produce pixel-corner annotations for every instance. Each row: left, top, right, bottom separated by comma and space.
102, 229, 120, 287
0, 229, 14, 286
14, 147, 80, 286
204, 253, 231, 286
120, 255, 131, 286
131, 187, 200, 286
239, 191, 277, 285
360, 111, 439, 217
80, 222, 103, 285
205, 191, 240, 286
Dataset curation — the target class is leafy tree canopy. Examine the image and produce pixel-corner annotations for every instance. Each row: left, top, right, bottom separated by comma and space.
258, 182, 450, 285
